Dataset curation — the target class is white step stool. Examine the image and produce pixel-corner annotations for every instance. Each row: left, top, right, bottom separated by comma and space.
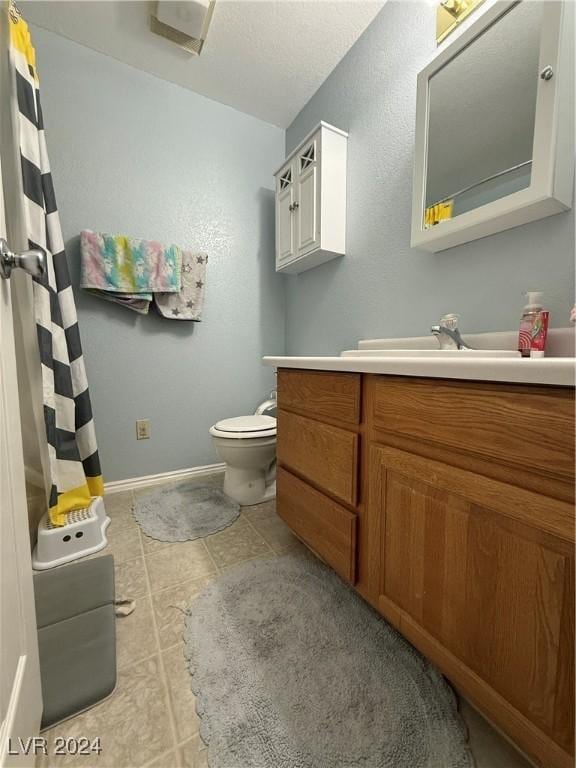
32, 496, 111, 570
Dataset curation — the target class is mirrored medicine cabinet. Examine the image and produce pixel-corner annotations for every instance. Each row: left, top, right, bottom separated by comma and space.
411, 0, 574, 252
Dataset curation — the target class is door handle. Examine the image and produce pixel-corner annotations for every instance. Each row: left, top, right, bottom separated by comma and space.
289, 202, 299, 212
0, 238, 45, 279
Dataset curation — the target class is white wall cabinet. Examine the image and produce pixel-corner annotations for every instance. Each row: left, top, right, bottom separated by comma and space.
274, 122, 347, 274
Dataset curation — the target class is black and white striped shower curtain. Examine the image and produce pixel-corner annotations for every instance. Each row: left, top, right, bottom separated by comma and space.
9, 2, 103, 526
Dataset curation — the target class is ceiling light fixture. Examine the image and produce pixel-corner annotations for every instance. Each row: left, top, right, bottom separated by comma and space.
150, 0, 216, 55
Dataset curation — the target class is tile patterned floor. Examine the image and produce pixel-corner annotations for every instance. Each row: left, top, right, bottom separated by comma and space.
38, 474, 533, 768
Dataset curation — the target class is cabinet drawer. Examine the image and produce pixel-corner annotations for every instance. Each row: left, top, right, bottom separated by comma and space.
369, 376, 575, 491
277, 409, 358, 505
277, 467, 357, 583
278, 369, 361, 427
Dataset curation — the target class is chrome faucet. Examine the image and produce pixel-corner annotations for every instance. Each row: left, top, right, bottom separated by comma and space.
430, 314, 474, 350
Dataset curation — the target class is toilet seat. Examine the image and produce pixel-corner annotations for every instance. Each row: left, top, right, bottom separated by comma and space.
210, 414, 277, 440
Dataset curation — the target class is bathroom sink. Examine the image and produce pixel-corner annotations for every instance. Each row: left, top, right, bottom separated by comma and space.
340, 349, 522, 358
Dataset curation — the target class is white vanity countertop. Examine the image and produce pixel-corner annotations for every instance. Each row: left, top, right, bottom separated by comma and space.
263, 329, 575, 387
263, 354, 574, 386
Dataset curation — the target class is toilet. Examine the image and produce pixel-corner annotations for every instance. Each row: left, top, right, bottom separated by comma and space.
210, 397, 277, 506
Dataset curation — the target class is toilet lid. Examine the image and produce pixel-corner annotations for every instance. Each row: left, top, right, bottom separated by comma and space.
213, 415, 276, 434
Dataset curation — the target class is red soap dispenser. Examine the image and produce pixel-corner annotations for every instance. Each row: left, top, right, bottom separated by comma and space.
518, 291, 549, 358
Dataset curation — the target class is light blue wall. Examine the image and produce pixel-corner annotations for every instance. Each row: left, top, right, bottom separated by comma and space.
31, 4, 575, 481
32, 26, 285, 482
285, 0, 575, 356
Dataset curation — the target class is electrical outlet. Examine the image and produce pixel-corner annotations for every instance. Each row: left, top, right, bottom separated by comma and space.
136, 419, 150, 440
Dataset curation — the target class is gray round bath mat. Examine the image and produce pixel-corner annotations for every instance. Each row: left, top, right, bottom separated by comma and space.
133, 483, 240, 542
184, 552, 475, 768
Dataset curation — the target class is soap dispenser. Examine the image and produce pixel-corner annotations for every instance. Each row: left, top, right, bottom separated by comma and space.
518, 292, 549, 358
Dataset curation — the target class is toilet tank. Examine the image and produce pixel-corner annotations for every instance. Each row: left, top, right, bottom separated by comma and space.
255, 392, 277, 419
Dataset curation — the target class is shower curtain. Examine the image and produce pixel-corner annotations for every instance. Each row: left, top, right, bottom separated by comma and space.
9, 2, 103, 526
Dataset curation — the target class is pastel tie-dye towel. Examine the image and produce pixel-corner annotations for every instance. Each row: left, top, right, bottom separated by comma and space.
80, 230, 182, 314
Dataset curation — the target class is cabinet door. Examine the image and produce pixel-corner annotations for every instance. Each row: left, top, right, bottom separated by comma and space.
276, 163, 295, 265
296, 138, 320, 256
370, 444, 574, 759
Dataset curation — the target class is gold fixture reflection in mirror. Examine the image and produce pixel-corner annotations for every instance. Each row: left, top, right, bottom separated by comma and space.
437, 0, 486, 44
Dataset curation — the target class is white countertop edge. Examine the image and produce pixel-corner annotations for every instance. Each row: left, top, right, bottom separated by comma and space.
262, 356, 575, 387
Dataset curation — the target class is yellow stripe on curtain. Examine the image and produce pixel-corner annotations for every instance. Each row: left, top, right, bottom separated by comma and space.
9, 2, 37, 78
49, 476, 105, 527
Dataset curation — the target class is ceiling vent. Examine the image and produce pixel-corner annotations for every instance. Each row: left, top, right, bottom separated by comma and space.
150, 1, 216, 55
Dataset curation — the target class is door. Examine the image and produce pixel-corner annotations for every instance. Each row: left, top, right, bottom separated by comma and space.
370, 443, 574, 756
275, 162, 295, 265
296, 138, 320, 257
0, 4, 43, 765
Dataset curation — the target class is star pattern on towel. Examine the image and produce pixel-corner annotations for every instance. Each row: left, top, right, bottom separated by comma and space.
182, 264, 194, 274
196, 280, 204, 289
196, 255, 205, 264
186, 300, 194, 308
172, 308, 180, 316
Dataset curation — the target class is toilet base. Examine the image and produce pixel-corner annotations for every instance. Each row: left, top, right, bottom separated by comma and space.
223, 467, 276, 506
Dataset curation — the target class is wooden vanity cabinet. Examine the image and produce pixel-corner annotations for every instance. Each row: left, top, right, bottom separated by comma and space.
276, 368, 575, 768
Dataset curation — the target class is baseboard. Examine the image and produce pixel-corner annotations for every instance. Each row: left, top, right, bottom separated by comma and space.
104, 462, 225, 494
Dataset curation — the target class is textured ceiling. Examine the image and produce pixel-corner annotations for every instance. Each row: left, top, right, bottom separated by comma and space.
21, 0, 384, 127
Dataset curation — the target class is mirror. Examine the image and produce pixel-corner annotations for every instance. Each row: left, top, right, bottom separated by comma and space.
425, 1, 542, 225
411, 0, 574, 252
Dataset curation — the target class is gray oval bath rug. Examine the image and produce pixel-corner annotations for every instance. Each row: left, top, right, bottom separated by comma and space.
184, 552, 474, 768
133, 483, 240, 542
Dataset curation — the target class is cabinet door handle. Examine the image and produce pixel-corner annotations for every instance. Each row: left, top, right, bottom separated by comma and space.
292, 202, 299, 211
